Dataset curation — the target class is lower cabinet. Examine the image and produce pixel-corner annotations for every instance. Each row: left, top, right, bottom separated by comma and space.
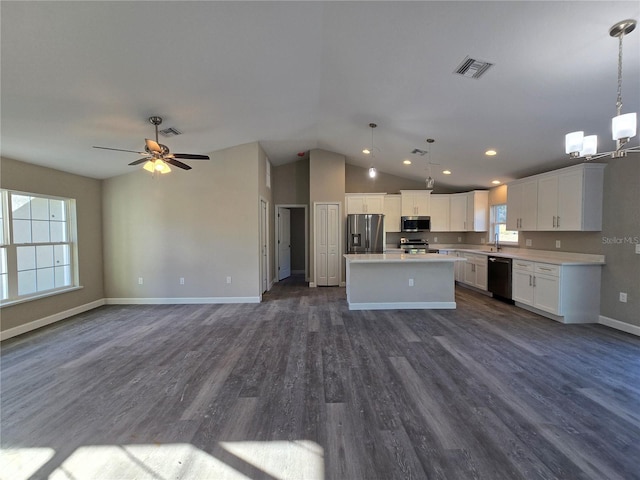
461, 253, 487, 291
512, 260, 601, 323
512, 261, 559, 315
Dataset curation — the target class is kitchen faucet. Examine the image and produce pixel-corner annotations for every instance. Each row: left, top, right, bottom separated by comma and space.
494, 233, 501, 252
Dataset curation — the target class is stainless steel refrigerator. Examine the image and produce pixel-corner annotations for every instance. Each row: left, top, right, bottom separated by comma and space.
347, 214, 384, 254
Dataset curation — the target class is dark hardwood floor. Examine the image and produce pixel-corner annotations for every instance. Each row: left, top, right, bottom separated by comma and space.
1, 282, 639, 479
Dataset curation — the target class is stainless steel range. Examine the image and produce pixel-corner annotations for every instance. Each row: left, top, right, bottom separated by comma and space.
399, 237, 439, 254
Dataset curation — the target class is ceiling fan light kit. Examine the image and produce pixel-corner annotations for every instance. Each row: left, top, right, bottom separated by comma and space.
565, 19, 640, 160
93, 116, 210, 175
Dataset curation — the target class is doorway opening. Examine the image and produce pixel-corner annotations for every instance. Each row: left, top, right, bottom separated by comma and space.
275, 205, 308, 284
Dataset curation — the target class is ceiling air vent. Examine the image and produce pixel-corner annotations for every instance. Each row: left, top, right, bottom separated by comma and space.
158, 127, 182, 137
454, 56, 494, 79
411, 148, 428, 156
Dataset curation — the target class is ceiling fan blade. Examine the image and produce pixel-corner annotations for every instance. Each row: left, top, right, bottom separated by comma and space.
128, 157, 152, 166
166, 158, 192, 170
93, 146, 145, 154
172, 153, 210, 160
145, 138, 162, 153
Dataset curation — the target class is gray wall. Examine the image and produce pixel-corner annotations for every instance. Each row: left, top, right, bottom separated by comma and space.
102, 142, 268, 300
599, 158, 639, 327
346, 163, 427, 193
309, 149, 345, 284
273, 158, 310, 206
0, 157, 104, 333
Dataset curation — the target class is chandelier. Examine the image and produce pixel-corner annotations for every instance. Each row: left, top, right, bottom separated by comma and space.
565, 19, 640, 160
425, 138, 435, 190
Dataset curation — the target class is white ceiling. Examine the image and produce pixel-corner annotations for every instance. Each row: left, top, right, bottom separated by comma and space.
2, 1, 639, 190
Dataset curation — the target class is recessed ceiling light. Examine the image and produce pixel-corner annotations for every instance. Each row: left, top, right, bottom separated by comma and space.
403, 159, 412, 165
485, 149, 497, 156
442, 170, 452, 175
491, 180, 501, 185
363, 149, 371, 155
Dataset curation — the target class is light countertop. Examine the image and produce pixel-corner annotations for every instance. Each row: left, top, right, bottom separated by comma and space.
344, 253, 465, 263
436, 247, 605, 266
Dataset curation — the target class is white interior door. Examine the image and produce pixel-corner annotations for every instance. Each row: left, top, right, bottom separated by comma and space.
326, 204, 339, 285
315, 203, 340, 286
278, 207, 291, 280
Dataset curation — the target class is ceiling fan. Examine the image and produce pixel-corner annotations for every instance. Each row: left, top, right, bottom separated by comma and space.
93, 116, 210, 174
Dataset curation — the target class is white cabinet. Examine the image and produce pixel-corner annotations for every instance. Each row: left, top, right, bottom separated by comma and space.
449, 191, 488, 232
512, 260, 560, 315
440, 250, 464, 282
450, 194, 468, 231
506, 179, 538, 231
430, 194, 450, 232
400, 190, 431, 216
383, 194, 402, 233
346, 194, 385, 214
534, 164, 605, 231
461, 253, 487, 291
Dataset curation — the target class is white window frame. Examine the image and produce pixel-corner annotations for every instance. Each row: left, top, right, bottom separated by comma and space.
490, 203, 519, 246
0, 189, 80, 306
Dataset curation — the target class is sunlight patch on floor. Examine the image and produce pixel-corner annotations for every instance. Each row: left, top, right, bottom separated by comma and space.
220, 440, 324, 480
0, 447, 55, 480
1, 441, 324, 480
48, 444, 249, 480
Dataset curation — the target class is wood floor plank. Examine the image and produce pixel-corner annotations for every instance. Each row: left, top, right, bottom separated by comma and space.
1, 279, 639, 480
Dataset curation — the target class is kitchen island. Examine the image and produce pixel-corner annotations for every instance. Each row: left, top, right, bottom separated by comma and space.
344, 253, 466, 310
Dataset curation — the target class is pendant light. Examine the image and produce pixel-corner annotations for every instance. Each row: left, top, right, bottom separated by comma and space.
365, 123, 377, 178
425, 138, 436, 190
565, 19, 640, 159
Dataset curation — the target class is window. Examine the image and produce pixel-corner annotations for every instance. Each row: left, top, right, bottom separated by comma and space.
0, 190, 77, 304
491, 204, 518, 244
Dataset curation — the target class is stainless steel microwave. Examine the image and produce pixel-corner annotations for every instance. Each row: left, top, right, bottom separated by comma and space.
401, 216, 431, 232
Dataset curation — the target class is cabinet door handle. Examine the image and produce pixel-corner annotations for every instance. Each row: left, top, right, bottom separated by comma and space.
533, 276, 536, 287
539, 267, 552, 272
529, 274, 532, 286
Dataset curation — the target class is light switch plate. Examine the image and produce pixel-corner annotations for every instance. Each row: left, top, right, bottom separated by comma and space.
619, 292, 628, 303
555, 240, 561, 248
636, 243, 640, 254
526, 239, 532, 246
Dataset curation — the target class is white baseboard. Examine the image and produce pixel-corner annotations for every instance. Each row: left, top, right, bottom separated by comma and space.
599, 315, 640, 337
0, 299, 105, 341
105, 297, 261, 305
347, 301, 456, 311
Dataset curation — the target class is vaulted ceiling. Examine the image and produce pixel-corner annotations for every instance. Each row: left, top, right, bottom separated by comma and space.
2, 1, 639, 190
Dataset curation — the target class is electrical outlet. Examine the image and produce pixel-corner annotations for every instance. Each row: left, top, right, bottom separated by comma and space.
408, 278, 414, 287
179, 277, 185, 285
555, 240, 561, 248
636, 243, 640, 254
480, 238, 485, 244
226, 276, 232, 284
458, 236, 462, 242
434, 236, 438, 243
138, 277, 143, 285
619, 292, 628, 303
526, 239, 532, 247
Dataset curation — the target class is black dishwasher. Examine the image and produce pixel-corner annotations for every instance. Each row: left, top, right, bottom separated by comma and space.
488, 256, 513, 301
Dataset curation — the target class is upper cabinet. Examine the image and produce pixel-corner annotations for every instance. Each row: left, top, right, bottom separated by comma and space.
383, 194, 402, 232
536, 164, 605, 231
450, 191, 488, 232
506, 179, 538, 231
430, 194, 450, 232
400, 190, 431, 216
507, 163, 605, 232
345, 193, 385, 214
